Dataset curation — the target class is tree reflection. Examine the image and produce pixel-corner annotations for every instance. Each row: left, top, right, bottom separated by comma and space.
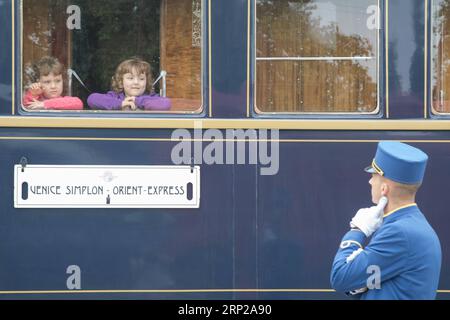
71, 0, 160, 101
433, 0, 450, 113
256, 0, 378, 113
22, 0, 161, 102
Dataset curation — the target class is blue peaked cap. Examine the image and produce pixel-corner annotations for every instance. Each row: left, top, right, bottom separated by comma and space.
365, 141, 429, 185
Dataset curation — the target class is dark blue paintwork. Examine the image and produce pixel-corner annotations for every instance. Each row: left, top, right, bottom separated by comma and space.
0, 0, 448, 300
389, 0, 425, 119
211, 0, 248, 118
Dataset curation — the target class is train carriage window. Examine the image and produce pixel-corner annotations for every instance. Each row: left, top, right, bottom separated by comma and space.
432, 0, 450, 114
21, 0, 203, 113
255, 0, 380, 114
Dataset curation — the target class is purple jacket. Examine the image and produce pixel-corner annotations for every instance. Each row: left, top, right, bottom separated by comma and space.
87, 91, 171, 111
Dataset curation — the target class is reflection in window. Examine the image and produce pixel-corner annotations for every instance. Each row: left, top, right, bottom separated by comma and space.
22, 0, 202, 113
256, 0, 379, 113
432, 0, 450, 114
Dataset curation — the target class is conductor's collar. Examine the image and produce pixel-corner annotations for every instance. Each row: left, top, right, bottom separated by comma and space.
383, 203, 417, 219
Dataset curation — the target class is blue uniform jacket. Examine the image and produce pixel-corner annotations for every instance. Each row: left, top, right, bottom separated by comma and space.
331, 204, 441, 300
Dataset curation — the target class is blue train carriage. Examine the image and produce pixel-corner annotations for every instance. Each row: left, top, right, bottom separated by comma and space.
0, 0, 449, 300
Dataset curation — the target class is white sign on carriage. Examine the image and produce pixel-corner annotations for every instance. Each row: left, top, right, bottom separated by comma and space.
14, 165, 200, 208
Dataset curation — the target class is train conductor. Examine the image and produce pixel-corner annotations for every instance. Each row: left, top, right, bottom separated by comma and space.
330, 141, 442, 299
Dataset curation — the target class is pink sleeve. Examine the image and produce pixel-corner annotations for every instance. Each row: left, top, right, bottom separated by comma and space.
43, 97, 84, 110
22, 90, 41, 106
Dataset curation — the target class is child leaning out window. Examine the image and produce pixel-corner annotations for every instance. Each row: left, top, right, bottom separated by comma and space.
87, 58, 171, 111
23, 56, 83, 110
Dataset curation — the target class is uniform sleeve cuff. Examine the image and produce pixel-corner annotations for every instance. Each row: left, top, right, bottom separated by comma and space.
341, 229, 366, 247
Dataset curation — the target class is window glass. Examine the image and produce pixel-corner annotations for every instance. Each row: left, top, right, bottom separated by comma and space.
432, 0, 450, 114
255, 0, 379, 114
22, 0, 203, 113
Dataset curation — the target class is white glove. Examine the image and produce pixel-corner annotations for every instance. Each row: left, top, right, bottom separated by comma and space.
350, 196, 388, 237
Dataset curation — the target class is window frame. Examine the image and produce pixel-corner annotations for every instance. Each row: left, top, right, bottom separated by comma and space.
251, 0, 384, 118
17, 0, 209, 118
429, 0, 450, 117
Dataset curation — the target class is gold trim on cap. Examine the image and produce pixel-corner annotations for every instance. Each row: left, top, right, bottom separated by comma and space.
372, 159, 384, 176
